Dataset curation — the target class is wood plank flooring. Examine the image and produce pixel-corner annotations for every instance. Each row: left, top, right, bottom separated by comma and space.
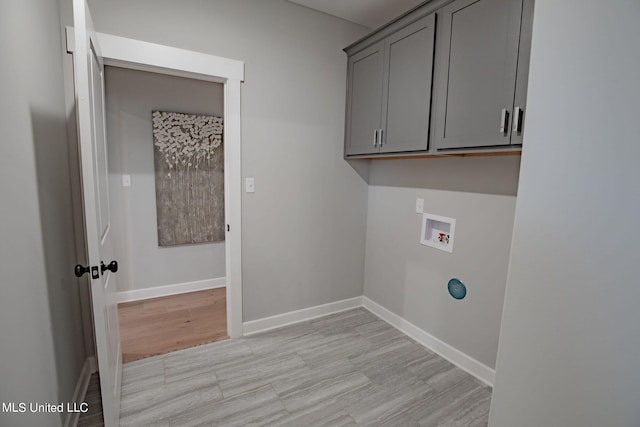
118, 288, 228, 363
118, 308, 492, 426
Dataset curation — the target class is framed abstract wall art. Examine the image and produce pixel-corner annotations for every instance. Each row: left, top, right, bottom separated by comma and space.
152, 110, 224, 246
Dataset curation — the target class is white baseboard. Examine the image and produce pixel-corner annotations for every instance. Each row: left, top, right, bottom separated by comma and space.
362, 297, 495, 387
88, 355, 97, 374
243, 296, 363, 335
117, 277, 226, 303
64, 357, 93, 427
241, 294, 494, 387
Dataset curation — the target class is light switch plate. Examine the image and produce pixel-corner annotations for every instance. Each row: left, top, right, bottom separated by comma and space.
122, 175, 131, 187
245, 178, 255, 193
416, 198, 424, 214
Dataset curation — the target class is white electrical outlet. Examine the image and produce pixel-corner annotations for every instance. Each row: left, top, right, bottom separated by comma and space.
416, 198, 424, 214
245, 178, 255, 193
122, 175, 131, 187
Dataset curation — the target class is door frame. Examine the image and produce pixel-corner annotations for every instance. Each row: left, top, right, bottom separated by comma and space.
66, 29, 245, 337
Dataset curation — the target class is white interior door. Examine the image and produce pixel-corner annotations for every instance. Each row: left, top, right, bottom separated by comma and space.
72, 1, 122, 426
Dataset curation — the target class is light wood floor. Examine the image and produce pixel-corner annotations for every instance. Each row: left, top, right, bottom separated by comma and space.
118, 288, 228, 363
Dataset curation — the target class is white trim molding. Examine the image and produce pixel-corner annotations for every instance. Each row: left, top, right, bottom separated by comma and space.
116, 278, 226, 303
98, 32, 244, 83
223, 78, 243, 338
243, 296, 363, 335
66, 28, 244, 82
362, 297, 495, 387
64, 357, 93, 427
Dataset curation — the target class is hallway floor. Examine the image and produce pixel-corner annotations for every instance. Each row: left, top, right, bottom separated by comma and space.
118, 288, 228, 363
77, 374, 104, 427
118, 308, 491, 426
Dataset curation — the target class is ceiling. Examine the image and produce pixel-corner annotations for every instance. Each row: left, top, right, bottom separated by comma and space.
287, 0, 426, 29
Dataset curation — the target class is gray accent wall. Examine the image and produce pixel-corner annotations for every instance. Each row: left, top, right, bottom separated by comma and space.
489, 1, 640, 426
104, 67, 226, 292
87, 0, 371, 320
0, 0, 86, 425
364, 156, 520, 369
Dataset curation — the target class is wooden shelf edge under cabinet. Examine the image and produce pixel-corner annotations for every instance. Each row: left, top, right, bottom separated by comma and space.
345, 147, 522, 161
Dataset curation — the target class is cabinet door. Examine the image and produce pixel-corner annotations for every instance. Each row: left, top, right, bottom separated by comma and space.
380, 14, 436, 154
510, 0, 534, 145
345, 41, 384, 156
434, 0, 523, 149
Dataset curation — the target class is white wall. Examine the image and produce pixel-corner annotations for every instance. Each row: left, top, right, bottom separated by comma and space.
105, 66, 226, 292
489, 1, 640, 426
87, 0, 371, 320
0, 0, 86, 425
364, 156, 520, 370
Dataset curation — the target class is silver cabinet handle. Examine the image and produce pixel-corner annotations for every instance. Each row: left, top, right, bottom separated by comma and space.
379, 129, 384, 146
500, 108, 510, 135
512, 107, 523, 133
373, 129, 378, 147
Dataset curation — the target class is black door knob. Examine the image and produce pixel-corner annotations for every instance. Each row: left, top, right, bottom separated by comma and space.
101, 260, 119, 274
74, 264, 91, 278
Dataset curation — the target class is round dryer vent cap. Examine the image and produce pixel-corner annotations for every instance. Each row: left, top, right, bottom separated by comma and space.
448, 278, 467, 300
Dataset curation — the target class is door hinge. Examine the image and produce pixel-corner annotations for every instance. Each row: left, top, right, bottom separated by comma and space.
227, 224, 230, 232
65, 26, 75, 54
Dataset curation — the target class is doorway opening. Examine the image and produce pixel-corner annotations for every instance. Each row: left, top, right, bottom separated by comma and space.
104, 66, 229, 362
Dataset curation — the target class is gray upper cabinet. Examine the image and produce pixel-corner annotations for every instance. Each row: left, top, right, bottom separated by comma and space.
343, 0, 533, 158
345, 14, 436, 156
380, 15, 436, 153
510, 0, 535, 146
434, 0, 527, 150
345, 41, 385, 156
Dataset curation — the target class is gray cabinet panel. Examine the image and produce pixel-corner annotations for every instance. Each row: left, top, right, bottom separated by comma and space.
435, 0, 523, 149
345, 42, 384, 156
380, 15, 436, 153
510, 0, 534, 145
